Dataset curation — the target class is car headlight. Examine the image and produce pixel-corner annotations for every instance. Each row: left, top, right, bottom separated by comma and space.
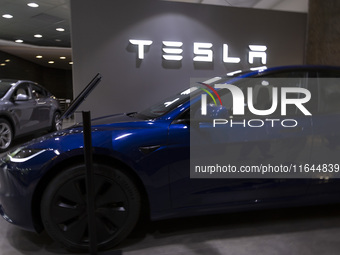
8, 147, 47, 163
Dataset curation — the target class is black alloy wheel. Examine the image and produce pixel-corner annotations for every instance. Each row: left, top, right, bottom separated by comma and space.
41, 163, 141, 251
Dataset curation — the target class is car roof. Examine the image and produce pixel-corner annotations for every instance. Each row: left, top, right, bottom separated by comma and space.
239, 65, 340, 78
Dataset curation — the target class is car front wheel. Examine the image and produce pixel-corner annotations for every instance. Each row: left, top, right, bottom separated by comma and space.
51, 112, 62, 131
41, 163, 141, 251
0, 118, 13, 152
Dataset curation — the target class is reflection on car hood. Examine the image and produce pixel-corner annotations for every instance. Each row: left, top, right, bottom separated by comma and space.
59, 113, 143, 137
89, 113, 141, 126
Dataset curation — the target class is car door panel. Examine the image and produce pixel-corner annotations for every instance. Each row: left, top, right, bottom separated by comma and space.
169, 127, 310, 209
30, 84, 52, 129
9, 83, 37, 135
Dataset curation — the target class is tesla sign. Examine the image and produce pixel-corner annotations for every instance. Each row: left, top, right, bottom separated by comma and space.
129, 39, 267, 64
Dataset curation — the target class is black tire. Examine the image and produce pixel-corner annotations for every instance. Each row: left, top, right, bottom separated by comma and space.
50, 112, 61, 132
0, 118, 13, 152
41, 163, 141, 251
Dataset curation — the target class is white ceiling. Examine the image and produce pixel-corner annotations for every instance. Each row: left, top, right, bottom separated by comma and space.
0, 0, 71, 70
0, 39, 71, 70
0, 0, 309, 71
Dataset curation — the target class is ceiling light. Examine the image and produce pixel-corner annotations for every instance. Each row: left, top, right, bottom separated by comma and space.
60, 56, 66, 60
55, 39, 61, 42
15, 39, 23, 43
27, 3, 39, 8
56, 28, 65, 32
34, 34, 42, 38
36, 55, 43, 59
2, 14, 13, 19
48, 61, 54, 64
5, 59, 10, 62
69, 62, 73, 65
0, 63, 6, 66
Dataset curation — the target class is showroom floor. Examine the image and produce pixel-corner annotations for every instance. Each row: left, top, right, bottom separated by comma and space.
1, 204, 340, 255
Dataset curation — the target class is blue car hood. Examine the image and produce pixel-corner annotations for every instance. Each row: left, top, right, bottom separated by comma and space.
90, 113, 142, 126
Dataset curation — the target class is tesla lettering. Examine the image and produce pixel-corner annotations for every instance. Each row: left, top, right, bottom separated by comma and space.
223, 44, 240, 63
248, 45, 267, 64
162, 41, 183, 61
193, 42, 213, 62
129, 39, 267, 64
129, 39, 153, 59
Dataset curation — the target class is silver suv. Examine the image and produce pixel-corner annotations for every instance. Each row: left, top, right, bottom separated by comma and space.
0, 79, 61, 151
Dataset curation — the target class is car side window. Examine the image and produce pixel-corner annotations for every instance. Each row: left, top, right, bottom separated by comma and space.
180, 109, 190, 120
235, 71, 309, 118
31, 84, 46, 99
13, 83, 30, 99
196, 71, 310, 119
317, 71, 340, 114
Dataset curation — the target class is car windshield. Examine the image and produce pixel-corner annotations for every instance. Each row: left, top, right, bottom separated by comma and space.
0, 81, 14, 98
136, 76, 234, 119
135, 69, 262, 119
136, 87, 200, 119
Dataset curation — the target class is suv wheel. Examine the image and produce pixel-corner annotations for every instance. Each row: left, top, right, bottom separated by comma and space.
51, 112, 62, 131
0, 118, 12, 152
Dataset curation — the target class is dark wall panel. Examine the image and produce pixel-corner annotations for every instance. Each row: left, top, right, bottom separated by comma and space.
306, 0, 340, 65
0, 50, 73, 99
70, 0, 307, 118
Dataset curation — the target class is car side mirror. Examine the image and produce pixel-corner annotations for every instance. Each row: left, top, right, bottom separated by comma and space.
172, 118, 190, 125
15, 94, 29, 101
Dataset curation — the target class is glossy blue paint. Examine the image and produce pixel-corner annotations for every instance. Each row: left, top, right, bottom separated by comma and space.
1, 65, 340, 234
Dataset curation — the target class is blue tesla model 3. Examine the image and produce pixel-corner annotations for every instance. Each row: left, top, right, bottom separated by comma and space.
0, 65, 340, 251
